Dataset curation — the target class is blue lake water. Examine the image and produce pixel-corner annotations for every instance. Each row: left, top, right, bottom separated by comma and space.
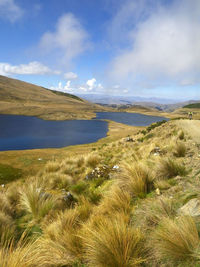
95, 112, 168, 126
0, 112, 168, 151
0, 115, 108, 151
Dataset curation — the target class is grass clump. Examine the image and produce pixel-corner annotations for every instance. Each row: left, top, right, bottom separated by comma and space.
157, 158, 188, 179
120, 162, 154, 198
178, 130, 185, 140
86, 154, 101, 168
44, 161, 60, 173
135, 196, 176, 229
152, 216, 200, 263
19, 181, 57, 224
174, 142, 186, 157
82, 215, 145, 267
96, 185, 132, 216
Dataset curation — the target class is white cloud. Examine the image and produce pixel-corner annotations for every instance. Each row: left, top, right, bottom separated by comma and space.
51, 78, 104, 94
0, 61, 60, 76
39, 13, 89, 66
64, 72, 78, 80
86, 78, 96, 90
0, 0, 23, 22
51, 80, 74, 93
108, 0, 200, 87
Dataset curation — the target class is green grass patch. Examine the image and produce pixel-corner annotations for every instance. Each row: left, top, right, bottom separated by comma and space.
183, 103, 200, 108
0, 163, 22, 184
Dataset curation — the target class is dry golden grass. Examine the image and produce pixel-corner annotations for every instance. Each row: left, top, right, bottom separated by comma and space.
44, 161, 61, 173
1, 117, 200, 265
41, 208, 83, 262
82, 214, 145, 267
86, 153, 101, 168
174, 142, 187, 157
156, 158, 188, 179
134, 196, 176, 229
95, 185, 132, 216
19, 181, 57, 224
154, 179, 171, 190
152, 216, 200, 263
119, 162, 154, 198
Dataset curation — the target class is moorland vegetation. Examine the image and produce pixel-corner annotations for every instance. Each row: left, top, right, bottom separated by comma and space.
0, 119, 200, 266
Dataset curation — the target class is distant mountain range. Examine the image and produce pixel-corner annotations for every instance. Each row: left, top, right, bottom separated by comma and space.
78, 94, 199, 112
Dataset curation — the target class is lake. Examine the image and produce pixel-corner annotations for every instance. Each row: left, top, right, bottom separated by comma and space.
0, 115, 108, 151
0, 112, 167, 151
95, 112, 168, 126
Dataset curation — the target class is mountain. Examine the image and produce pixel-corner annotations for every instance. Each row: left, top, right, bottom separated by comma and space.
0, 75, 106, 120
132, 100, 200, 112
78, 93, 188, 105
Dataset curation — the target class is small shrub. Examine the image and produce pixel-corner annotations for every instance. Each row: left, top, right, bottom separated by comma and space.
152, 216, 200, 263
144, 133, 154, 141
146, 120, 167, 132
70, 181, 88, 195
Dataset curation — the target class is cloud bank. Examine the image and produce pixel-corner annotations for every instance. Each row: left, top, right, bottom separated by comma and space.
108, 0, 200, 87
0, 61, 59, 76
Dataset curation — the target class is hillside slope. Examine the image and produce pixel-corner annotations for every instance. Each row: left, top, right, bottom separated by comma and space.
1, 119, 200, 266
0, 75, 107, 120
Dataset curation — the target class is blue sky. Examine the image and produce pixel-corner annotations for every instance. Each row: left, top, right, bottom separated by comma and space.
0, 0, 200, 100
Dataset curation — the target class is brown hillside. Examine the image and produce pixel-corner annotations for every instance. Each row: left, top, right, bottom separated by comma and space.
0, 75, 107, 120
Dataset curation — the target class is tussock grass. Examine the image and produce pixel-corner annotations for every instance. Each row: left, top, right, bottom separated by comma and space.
120, 162, 154, 198
86, 154, 101, 168
135, 196, 176, 228
152, 216, 200, 263
0, 236, 41, 267
0, 211, 16, 246
0, 192, 13, 216
6, 183, 20, 206
19, 181, 57, 224
178, 130, 185, 140
42, 208, 83, 261
174, 142, 186, 157
43, 172, 73, 190
157, 158, 188, 179
154, 179, 171, 190
82, 215, 145, 267
96, 185, 132, 216
44, 161, 60, 173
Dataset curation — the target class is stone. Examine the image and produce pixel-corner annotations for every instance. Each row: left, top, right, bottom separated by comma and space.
178, 198, 200, 218
155, 188, 161, 195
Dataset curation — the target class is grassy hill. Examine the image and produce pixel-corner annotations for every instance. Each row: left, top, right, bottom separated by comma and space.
183, 103, 200, 108
0, 75, 107, 120
1, 119, 200, 266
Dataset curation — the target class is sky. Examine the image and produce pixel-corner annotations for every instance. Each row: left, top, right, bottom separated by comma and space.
0, 0, 200, 100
